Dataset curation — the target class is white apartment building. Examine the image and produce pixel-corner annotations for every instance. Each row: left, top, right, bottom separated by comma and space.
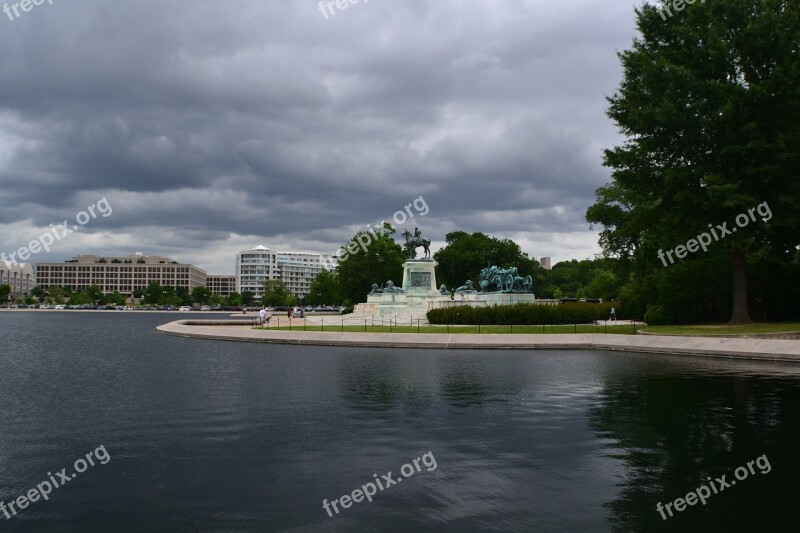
235, 246, 337, 301
0, 262, 36, 299
236, 246, 278, 301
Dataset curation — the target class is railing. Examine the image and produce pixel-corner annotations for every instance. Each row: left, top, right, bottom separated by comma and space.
254, 317, 639, 334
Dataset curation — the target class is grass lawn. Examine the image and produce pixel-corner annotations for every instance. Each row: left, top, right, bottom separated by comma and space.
253, 323, 640, 335
638, 323, 800, 336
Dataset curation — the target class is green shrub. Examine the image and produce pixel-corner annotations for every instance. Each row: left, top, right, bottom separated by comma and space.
643, 305, 675, 325
426, 302, 618, 325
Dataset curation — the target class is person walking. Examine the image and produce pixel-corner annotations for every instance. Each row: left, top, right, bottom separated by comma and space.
609, 307, 617, 322
258, 307, 267, 326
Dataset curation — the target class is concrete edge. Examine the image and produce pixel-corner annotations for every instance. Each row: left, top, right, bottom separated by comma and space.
153, 320, 800, 364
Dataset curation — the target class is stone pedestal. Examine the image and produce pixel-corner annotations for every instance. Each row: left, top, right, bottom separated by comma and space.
353, 260, 449, 320
402, 260, 440, 295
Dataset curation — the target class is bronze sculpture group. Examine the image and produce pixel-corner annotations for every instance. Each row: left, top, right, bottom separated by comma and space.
477, 266, 532, 294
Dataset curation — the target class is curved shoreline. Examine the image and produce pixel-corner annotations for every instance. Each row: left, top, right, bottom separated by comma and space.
155, 320, 800, 364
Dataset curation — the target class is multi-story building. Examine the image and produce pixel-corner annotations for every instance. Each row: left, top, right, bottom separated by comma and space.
236, 246, 278, 301
0, 262, 36, 299
207, 275, 236, 299
276, 251, 336, 300
235, 246, 337, 301
539, 257, 552, 270
35, 253, 206, 294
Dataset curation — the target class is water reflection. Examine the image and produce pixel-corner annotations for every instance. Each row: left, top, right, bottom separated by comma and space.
588, 359, 800, 532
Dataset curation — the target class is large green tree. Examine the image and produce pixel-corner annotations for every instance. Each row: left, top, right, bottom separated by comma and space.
305, 269, 341, 306
142, 282, 164, 305
192, 286, 212, 305
587, 0, 800, 324
337, 224, 405, 304
262, 279, 293, 307
433, 231, 536, 289
0, 284, 10, 305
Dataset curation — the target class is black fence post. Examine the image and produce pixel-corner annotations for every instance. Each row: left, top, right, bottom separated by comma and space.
605, 320, 607, 334
365, 319, 367, 332
574, 322, 577, 334
510, 323, 513, 334
321, 318, 323, 331
633, 320, 636, 334
417, 319, 420, 334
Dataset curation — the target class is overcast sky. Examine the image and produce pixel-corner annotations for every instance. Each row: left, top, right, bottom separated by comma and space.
0, 0, 642, 275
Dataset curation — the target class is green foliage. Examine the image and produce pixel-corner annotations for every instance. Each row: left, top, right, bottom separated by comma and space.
48, 286, 66, 305
434, 231, 537, 290
643, 305, 674, 326
337, 224, 405, 304
227, 292, 242, 306
305, 269, 341, 305
262, 279, 293, 307
0, 284, 10, 304
587, 0, 800, 324
107, 291, 126, 306
143, 282, 164, 305
68, 291, 92, 305
241, 291, 255, 306
174, 287, 191, 306
192, 286, 212, 305
427, 302, 617, 326
341, 299, 354, 315
586, 270, 620, 301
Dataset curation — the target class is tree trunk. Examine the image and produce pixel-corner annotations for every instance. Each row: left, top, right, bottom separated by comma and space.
728, 249, 752, 325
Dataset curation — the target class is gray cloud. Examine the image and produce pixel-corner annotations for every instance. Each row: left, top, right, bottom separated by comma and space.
0, 0, 639, 274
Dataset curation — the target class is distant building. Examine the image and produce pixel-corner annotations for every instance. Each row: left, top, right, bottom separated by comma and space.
236, 246, 278, 301
0, 262, 35, 298
235, 246, 337, 301
35, 253, 207, 294
276, 251, 336, 300
539, 257, 552, 270
207, 275, 236, 298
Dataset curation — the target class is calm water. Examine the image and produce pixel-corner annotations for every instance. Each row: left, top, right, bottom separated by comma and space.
0, 312, 799, 532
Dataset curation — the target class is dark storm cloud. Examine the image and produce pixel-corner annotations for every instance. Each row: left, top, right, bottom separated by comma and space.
0, 0, 639, 273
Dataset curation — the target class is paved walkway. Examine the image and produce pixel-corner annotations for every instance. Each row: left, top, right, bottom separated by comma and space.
156, 320, 800, 363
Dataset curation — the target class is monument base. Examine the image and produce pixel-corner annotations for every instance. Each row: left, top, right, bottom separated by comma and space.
351, 259, 543, 321
353, 259, 446, 320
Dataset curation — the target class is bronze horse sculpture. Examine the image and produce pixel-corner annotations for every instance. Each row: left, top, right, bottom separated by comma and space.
401, 228, 431, 259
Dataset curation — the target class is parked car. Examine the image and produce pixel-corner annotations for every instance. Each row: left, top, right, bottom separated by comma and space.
179, 306, 191, 312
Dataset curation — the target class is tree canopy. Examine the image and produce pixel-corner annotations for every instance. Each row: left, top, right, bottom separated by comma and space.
433, 231, 536, 290
336, 223, 405, 304
305, 269, 341, 306
587, 0, 800, 324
